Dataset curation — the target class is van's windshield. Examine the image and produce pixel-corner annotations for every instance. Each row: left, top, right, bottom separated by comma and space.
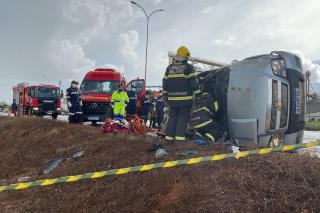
80, 80, 119, 94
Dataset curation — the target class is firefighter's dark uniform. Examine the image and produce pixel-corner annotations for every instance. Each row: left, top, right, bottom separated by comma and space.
155, 94, 165, 128
140, 96, 151, 123
189, 92, 224, 142
126, 90, 137, 116
66, 87, 82, 123
163, 59, 200, 141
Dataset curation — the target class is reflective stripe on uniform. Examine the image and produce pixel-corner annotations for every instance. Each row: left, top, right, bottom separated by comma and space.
187, 73, 196, 78
175, 136, 185, 141
168, 96, 193, 101
193, 119, 213, 129
163, 73, 197, 79
69, 113, 75, 115
205, 133, 215, 142
193, 89, 201, 95
165, 136, 174, 140
195, 132, 203, 137
76, 112, 82, 114
214, 101, 219, 112
194, 107, 213, 115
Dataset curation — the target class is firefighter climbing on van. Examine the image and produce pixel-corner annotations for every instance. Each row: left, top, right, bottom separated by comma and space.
67, 80, 83, 124
163, 46, 200, 142
189, 91, 225, 143
111, 80, 129, 120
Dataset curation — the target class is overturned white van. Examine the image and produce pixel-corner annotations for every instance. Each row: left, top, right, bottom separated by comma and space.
199, 51, 305, 147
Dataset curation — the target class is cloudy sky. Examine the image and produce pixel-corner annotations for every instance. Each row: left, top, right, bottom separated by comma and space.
1, 0, 320, 103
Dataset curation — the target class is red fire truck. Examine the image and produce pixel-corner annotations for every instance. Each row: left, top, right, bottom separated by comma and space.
12, 83, 63, 119
80, 68, 146, 123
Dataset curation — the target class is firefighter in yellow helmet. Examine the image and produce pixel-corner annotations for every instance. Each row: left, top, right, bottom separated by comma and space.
162, 46, 200, 142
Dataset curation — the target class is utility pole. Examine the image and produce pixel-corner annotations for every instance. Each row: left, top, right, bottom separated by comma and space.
305, 70, 311, 102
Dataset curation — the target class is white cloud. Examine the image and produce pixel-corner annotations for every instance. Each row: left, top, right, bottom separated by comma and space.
101, 63, 126, 74
202, 6, 213, 14
48, 40, 96, 77
154, 0, 163, 5
119, 30, 140, 64
292, 50, 320, 82
210, 33, 242, 47
62, 0, 135, 44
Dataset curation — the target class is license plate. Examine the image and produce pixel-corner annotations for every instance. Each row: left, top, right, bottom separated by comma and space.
47, 111, 53, 115
88, 116, 99, 121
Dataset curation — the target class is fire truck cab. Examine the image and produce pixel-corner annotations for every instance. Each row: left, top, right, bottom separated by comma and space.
80, 68, 146, 123
12, 83, 62, 119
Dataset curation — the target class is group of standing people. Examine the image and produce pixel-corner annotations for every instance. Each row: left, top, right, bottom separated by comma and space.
118, 85, 166, 129
63, 45, 224, 143
66, 79, 165, 128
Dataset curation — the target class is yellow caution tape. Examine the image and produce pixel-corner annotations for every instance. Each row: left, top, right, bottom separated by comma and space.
0, 141, 319, 192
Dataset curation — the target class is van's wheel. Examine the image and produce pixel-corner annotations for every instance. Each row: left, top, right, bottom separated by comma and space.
92, 121, 97, 126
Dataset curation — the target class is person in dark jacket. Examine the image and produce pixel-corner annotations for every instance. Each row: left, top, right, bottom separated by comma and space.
66, 80, 82, 124
140, 91, 151, 124
162, 46, 200, 142
189, 92, 224, 142
11, 99, 17, 116
126, 89, 137, 117
155, 90, 166, 129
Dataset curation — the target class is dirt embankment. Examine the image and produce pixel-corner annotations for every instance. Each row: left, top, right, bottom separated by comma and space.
0, 117, 320, 213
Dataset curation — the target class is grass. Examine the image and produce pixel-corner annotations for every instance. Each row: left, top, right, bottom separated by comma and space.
305, 121, 320, 131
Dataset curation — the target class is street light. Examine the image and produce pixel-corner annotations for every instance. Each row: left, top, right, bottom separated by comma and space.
131, 1, 164, 85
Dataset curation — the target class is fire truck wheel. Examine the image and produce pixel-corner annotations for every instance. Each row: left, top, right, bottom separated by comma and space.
26, 107, 32, 116
52, 113, 58, 120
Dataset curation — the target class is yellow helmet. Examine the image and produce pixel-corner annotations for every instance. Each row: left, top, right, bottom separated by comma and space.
176, 46, 190, 59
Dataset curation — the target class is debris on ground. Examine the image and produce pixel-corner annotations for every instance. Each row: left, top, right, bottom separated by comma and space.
175, 150, 199, 156
41, 157, 64, 175
155, 148, 168, 159
1, 117, 320, 213
148, 143, 164, 152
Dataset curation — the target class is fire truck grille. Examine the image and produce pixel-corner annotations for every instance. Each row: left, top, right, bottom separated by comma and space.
39, 101, 57, 111
82, 102, 109, 115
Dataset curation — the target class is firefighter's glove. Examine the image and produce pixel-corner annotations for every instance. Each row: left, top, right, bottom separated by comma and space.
67, 101, 72, 108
